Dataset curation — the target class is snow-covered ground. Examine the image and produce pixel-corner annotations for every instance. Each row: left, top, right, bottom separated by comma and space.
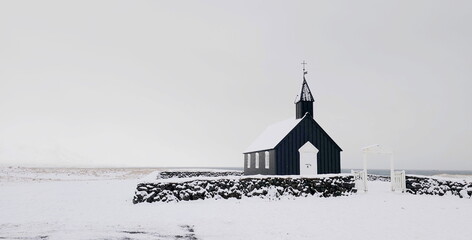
0, 168, 471, 240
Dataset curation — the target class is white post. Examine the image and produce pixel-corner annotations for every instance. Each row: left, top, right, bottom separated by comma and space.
390, 153, 395, 191
363, 152, 368, 192
401, 170, 406, 193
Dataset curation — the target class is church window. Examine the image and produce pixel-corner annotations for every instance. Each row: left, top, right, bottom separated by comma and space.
265, 151, 270, 169
247, 154, 251, 168
255, 153, 259, 169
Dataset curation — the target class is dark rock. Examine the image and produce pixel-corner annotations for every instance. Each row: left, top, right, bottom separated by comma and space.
405, 175, 470, 199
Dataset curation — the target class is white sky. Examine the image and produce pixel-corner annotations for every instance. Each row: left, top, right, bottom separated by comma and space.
0, 0, 471, 170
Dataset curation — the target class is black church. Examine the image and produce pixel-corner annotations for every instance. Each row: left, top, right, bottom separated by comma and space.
243, 67, 342, 175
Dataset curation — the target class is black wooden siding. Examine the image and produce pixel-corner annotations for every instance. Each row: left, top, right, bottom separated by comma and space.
296, 101, 313, 119
275, 116, 341, 175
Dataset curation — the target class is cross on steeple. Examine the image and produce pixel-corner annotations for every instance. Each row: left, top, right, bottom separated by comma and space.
301, 60, 308, 75
295, 60, 314, 103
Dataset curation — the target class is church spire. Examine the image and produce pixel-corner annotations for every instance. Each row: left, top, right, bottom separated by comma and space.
297, 76, 314, 102
295, 61, 314, 119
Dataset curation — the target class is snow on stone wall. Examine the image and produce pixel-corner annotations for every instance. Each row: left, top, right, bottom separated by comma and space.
133, 175, 355, 204
406, 176, 472, 198
159, 171, 243, 179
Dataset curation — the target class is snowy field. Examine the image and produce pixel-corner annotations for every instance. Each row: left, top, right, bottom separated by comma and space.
0, 168, 471, 240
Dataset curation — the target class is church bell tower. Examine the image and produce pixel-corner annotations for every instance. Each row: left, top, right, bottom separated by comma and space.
295, 61, 314, 119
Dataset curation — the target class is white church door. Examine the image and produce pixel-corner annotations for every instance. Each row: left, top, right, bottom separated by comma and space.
298, 141, 319, 175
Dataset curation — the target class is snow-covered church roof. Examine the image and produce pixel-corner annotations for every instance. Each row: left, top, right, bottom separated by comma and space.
244, 116, 304, 153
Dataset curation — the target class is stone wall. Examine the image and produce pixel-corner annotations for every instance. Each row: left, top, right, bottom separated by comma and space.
406, 175, 472, 198
133, 175, 355, 204
367, 174, 390, 182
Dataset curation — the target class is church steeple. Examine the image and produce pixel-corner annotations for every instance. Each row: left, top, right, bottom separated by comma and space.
295, 61, 314, 119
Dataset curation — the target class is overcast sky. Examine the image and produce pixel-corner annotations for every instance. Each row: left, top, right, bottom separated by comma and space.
0, 0, 471, 170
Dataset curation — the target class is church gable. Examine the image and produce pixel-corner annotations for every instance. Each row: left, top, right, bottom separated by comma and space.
275, 115, 341, 174
309, 118, 342, 151
277, 115, 341, 151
